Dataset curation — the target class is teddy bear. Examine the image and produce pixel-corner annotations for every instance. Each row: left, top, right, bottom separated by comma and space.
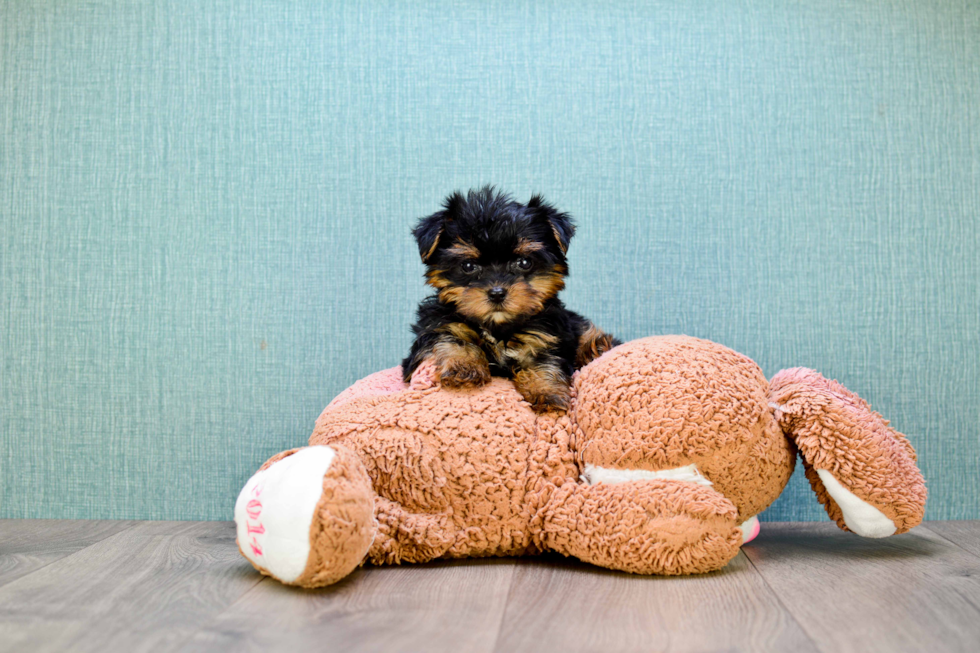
234, 335, 926, 588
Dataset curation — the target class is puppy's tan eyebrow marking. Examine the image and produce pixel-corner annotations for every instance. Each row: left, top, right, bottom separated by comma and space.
514, 238, 545, 256
425, 269, 451, 289
447, 241, 481, 258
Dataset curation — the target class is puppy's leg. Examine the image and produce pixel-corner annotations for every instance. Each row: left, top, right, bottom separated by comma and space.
431, 322, 491, 389
575, 322, 620, 368
513, 356, 571, 412
404, 319, 491, 388
433, 341, 491, 388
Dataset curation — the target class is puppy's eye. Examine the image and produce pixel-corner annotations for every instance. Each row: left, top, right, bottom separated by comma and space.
516, 257, 533, 271
461, 261, 479, 274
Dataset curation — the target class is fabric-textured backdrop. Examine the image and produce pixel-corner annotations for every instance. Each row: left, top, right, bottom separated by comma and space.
2, 0, 977, 521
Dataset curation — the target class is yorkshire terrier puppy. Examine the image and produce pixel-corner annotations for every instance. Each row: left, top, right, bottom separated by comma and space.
402, 186, 620, 411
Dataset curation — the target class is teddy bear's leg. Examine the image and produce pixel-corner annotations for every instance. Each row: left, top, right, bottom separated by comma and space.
367, 497, 457, 565
537, 479, 744, 575
769, 368, 927, 537
234, 445, 376, 588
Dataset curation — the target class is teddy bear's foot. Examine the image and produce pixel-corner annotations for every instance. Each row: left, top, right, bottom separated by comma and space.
769, 368, 926, 537
810, 468, 897, 537
235, 445, 376, 588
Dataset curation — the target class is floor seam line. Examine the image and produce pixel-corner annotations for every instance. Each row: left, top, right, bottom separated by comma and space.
488, 559, 521, 653
918, 523, 980, 561
0, 520, 142, 592
741, 548, 826, 653
167, 576, 270, 651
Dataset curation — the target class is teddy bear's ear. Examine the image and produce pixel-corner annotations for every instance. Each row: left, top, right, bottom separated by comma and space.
528, 194, 575, 255
413, 192, 462, 263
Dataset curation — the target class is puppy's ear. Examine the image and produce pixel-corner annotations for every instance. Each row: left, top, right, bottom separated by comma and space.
412, 212, 445, 263
413, 192, 463, 263
528, 194, 575, 255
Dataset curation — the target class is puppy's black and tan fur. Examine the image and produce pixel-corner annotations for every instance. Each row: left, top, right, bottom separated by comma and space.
402, 187, 619, 411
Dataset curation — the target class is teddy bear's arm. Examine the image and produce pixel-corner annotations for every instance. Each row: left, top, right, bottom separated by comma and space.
537, 479, 743, 575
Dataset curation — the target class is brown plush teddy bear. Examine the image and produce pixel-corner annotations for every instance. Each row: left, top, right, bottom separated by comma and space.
234, 336, 926, 588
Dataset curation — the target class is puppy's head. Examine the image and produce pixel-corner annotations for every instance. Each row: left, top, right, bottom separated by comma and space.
413, 186, 574, 325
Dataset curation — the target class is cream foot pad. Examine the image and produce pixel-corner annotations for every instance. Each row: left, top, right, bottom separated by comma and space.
816, 469, 897, 538
234, 446, 337, 583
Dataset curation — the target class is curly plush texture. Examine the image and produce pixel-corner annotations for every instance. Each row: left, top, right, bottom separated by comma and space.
539, 479, 743, 575
572, 336, 795, 522
312, 376, 574, 562
237, 335, 927, 587
769, 368, 926, 534
242, 446, 377, 587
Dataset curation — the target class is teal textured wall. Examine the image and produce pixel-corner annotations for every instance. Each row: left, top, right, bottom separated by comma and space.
1, 0, 977, 521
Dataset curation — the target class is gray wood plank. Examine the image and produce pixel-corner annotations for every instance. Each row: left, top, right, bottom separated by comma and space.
492, 551, 818, 653
180, 557, 516, 653
742, 522, 980, 653
0, 521, 262, 653
1, 519, 978, 652
923, 521, 980, 559
0, 519, 136, 588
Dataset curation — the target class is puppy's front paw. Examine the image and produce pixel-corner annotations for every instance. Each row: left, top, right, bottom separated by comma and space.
438, 357, 491, 389
514, 365, 571, 412
519, 387, 571, 412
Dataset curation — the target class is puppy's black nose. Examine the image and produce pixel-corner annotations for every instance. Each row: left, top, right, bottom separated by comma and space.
487, 286, 507, 303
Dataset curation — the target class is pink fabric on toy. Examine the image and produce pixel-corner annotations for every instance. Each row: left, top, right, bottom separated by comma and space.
742, 517, 761, 544
323, 360, 438, 412
324, 367, 408, 411
408, 359, 438, 390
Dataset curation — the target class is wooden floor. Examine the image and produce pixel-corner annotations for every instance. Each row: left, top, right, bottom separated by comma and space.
0, 521, 977, 653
